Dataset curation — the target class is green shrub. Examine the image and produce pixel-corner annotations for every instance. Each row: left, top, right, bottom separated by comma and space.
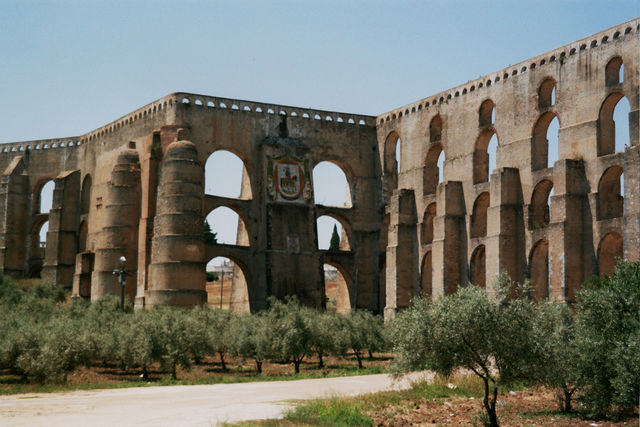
533, 300, 580, 412
391, 274, 541, 427
266, 296, 314, 374
0, 273, 21, 305
15, 316, 91, 383
148, 307, 193, 379
573, 261, 640, 419
333, 311, 371, 369
308, 310, 337, 368
229, 312, 272, 373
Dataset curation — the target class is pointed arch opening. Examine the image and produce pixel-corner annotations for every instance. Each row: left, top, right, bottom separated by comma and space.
470, 192, 490, 238
206, 256, 250, 313
420, 251, 432, 298
473, 129, 498, 184
538, 78, 556, 109
598, 93, 631, 156
429, 114, 443, 143
423, 143, 444, 195
530, 180, 553, 228
479, 99, 495, 127
317, 215, 350, 251
598, 232, 622, 277
312, 161, 352, 208
470, 245, 486, 288
532, 112, 559, 170
80, 175, 92, 216
37, 180, 55, 214
421, 203, 437, 244
323, 262, 352, 314
384, 132, 400, 194
205, 206, 250, 246
597, 166, 624, 220
205, 150, 253, 200
529, 240, 549, 301
605, 56, 623, 86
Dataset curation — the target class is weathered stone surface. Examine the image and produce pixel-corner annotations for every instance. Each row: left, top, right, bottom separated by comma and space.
0, 19, 637, 314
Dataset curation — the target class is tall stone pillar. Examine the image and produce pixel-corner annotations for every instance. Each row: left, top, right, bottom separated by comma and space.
42, 170, 80, 288
431, 181, 466, 297
549, 159, 590, 303
135, 132, 162, 308
485, 168, 525, 293
91, 149, 141, 301
0, 157, 29, 277
384, 189, 418, 320
623, 144, 640, 261
147, 140, 206, 307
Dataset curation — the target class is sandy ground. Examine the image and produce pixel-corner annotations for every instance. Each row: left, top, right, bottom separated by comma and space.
0, 372, 429, 427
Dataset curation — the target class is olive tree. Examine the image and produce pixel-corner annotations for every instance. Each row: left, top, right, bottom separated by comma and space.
308, 310, 337, 369
392, 275, 541, 427
229, 312, 272, 373
572, 261, 640, 419
266, 296, 314, 374
533, 300, 580, 413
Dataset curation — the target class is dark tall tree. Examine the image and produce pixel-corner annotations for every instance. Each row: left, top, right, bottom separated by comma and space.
329, 224, 340, 251
204, 220, 217, 244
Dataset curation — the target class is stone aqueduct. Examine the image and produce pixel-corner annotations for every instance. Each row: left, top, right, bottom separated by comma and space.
0, 20, 637, 315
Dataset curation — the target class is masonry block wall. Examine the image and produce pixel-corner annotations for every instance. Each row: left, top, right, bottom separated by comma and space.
0, 19, 637, 315
378, 19, 639, 317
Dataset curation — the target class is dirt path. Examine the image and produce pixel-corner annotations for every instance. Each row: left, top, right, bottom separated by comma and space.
0, 372, 428, 426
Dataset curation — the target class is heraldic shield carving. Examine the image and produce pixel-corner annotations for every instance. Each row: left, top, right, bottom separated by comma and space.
266, 151, 312, 203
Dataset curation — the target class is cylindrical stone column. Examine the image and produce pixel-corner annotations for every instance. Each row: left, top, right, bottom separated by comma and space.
147, 140, 205, 307
91, 149, 141, 301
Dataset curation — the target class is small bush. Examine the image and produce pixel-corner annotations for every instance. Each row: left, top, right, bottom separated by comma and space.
285, 398, 372, 427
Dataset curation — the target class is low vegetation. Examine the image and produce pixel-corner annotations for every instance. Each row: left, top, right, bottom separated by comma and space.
1, 261, 638, 426
0, 279, 390, 387
391, 261, 640, 426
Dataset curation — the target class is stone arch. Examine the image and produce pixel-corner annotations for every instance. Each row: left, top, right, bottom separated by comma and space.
529, 239, 549, 301
421, 202, 437, 244
530, 179, 553, 228
605, 56, 623, 86
423, 143, 444, 195
206, 255, 251, 313
598, 232, 622, 277
206, 206, 250, 246
532, 111, 559, 170
35, 179, 55, 214
473, 128, 498, 184
323, 261, 353, 314
204, 149, 253, 199
429, 114, 443, 143
598, 93, 631, 156
470, 192, 490, 238
420, 251, 432, 298
479, 99, 495, 127
470, 245, 486, 288
317, 214, 351, 251
80, 174, 92, 215
597, 165, 624, 220
538, 77, 556, 109
384, 131, 400, 193
312, 160, 353, 208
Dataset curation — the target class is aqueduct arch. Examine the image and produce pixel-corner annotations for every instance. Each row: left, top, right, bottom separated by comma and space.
0, 19, 637, 316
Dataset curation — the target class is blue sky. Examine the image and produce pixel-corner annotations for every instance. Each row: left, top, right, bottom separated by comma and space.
2, 1, 637, 263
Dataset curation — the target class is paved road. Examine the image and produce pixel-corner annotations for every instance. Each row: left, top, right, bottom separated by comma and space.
0, 372, 429, 427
